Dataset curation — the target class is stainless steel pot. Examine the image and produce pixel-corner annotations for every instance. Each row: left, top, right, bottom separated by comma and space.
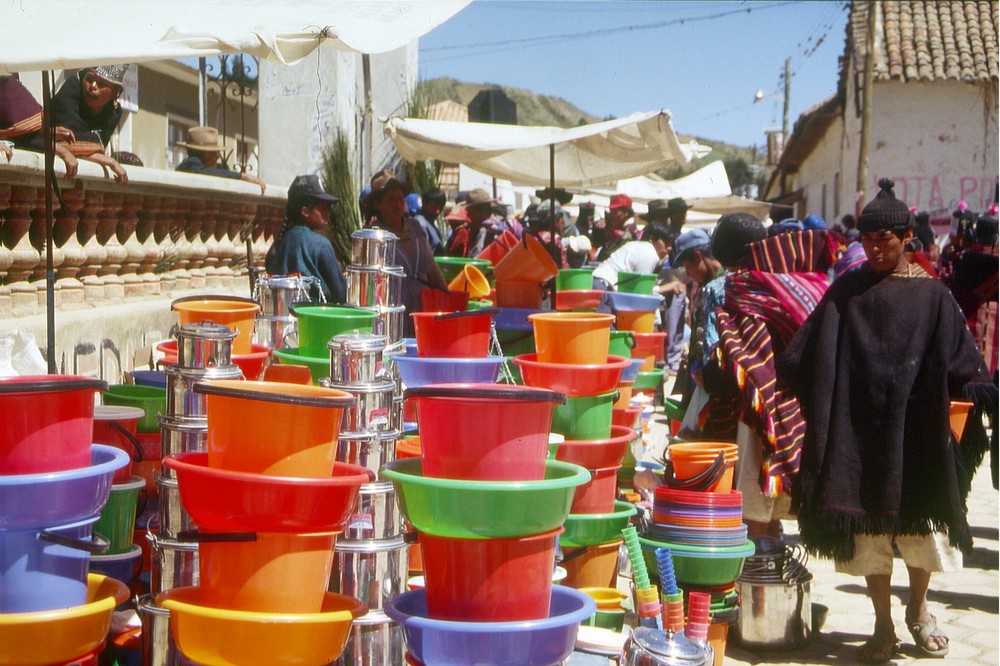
173, 322, 237, 369
734, 577, 812, 651
351, 228, 399, 267
621, 627, 713, 666
255, 274, 319, 317
328, 332, 391, 386
340, 479, 402, 540
156, 474, 195, 539
339, 380, 399, 435
149, 532, 199, 594
165, 365, 242, 419
347, 265, 405, 308
254, 315, 297, 351
333, 613, 405, 666
329, 536, 408, 613
158, 414, 207, 468
337, 429, 400, 477
138, 594, 185, 666
361, 304, 406, 345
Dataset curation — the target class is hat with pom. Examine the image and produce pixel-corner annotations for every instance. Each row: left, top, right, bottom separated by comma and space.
858, 178, 914, 232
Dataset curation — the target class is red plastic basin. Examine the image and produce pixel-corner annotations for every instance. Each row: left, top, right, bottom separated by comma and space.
411, 310, 497, 358
570, 466, 621, 514
611, 406, 642, 430
406, 383, 565, 481
419, 528, 562, 622
0, 375, 107, 474
554, 425, 635, 469
554, 289, 604, 311
155, 340, 272, 381
162, 452, 372, 533
631, 332, 667, 362
514, 354, 629, 397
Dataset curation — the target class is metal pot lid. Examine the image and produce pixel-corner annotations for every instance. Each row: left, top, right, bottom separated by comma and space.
175, 322, 237, 340
629, 627, 707, 663
164, 364, 242, 379
404, 383, 566, 404
333, 534, 406, 551
329, 332, 389, 352
346, 264, 405, 276
352, 228, 399, 242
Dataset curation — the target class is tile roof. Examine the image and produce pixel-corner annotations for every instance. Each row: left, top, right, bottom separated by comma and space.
848, 0, 998, 83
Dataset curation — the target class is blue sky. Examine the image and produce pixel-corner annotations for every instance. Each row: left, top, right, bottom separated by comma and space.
419, 0, 849, 148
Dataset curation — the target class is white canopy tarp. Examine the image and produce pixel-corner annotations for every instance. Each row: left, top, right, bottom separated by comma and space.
0, 0, 470, 72
385, 111, 710, 188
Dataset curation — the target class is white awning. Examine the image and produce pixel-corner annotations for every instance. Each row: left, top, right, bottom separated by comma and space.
0, 0, 470, 71
385, 111, 710, 188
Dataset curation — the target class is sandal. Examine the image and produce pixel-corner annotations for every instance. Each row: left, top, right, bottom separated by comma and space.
857, 631, 900, 664
907, 614, 950, 658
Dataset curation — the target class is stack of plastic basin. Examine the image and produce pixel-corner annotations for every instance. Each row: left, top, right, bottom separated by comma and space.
0, 375, 131, 665
156, 379, 370, 666
382, 383, 595, 665
554, 268, 601, 312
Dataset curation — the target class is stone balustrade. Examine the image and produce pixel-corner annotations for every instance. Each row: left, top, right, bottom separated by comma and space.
0, 152, 286, 379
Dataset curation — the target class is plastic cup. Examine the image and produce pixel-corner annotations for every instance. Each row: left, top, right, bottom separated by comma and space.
94, 476, 145, 555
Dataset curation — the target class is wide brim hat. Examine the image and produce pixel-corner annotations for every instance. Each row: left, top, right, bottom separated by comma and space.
366, 168, 411, 204
640, 199, 674, 221
177, 126, 226, 152
535, 187, 573, 205
464, 187, 496, 209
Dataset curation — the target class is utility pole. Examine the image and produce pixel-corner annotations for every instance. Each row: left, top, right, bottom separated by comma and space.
782, 57, 791, 147
857, 0, 877, 215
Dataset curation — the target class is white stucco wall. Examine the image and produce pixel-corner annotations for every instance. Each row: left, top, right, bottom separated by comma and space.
789, 115, 850, 222
257, 41, 417, 191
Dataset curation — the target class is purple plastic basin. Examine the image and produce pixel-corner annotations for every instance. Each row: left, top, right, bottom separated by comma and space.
0, 517, 98, 613
621, 357, 645, 382
0, 445, 129, 531
393, 355, 505, 388
386, 586, 595, 666
89, 544, 143, 601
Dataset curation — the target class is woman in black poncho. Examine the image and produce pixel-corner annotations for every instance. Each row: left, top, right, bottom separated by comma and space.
782, 179, 996, 662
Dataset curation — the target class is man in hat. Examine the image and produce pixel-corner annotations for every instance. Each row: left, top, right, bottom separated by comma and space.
264, 174, 346, 303
785, 179, 995, 662
176, 126, 265, 192
412, 187, 446, 255
49, 65, 134, 183
664, 197, 692, 235
445, 187, 494, 257
592, 193, 635, 262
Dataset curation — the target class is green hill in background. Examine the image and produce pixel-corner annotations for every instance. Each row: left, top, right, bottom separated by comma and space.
418, 77, 771, 196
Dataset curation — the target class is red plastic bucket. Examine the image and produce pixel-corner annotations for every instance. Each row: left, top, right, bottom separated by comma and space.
92, 406, 144, 483
0, 375, 106, 474
611, 406, 642, 430
555, 426, 634, 470
406, 384, 565, 481
419, 528, 562, 621
411, 310, 497, 358
419, 289, 469, 313
570, 466, 621, 514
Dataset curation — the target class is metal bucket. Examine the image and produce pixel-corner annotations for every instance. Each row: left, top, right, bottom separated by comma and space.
734, 576, 812, 650
339, 380, 398, 435
333, 612, 405, 666
341, 479, 402, 540
255, 274, 318, 317
165, 365, 242, 419
173, 322, 237, 369
351, 228, 399, 267
148, 532, 199, 594
362, 304, 406, 345
337, 429, 400, 477
347, 265, 405, 308
329, 536, 408, 613
138, 594, 186, 666
254, 315, 297, 350
328, 332, 391, 386
156, 474, 194, 539
158, 414, 207, 470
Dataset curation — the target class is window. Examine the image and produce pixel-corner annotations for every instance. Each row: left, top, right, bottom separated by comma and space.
166, 116, 196, 170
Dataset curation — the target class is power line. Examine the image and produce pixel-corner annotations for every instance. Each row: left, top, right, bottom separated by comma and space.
422, 1, 799, 61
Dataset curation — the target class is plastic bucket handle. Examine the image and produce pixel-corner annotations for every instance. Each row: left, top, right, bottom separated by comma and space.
39, 529, 111, 555
107, 421, 144, 463
433, 307, 501, 321
175, 529, 258, 543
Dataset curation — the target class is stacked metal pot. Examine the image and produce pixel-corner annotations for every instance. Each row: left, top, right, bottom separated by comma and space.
252, 273, 320, 350
325, 327, 408, 665
348, 228, 407, 351
141, 322, 242, 666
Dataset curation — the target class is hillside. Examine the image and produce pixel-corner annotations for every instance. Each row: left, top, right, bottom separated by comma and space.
418, 77, 770, 194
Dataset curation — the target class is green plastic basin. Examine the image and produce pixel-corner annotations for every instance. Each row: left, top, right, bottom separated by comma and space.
633, 369, 665, 391
271, 347, 329, 384
639, 535, 755, 586
434, 257, 493, 284
381, 458, 589, 539
561, 500, 638, 548
103, 385, 166, 433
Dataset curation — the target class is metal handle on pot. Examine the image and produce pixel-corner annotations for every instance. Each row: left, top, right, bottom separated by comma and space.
39, 529, 111, 554
433, 307, 501, 321
175, 529, 257, 543
108, 421, 145, 463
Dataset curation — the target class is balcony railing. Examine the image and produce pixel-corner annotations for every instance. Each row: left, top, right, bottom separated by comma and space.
0, 151, 285, 378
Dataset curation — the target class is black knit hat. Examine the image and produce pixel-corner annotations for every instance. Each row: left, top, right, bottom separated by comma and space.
857, 178, 914, 232
711, 212, 766, 267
